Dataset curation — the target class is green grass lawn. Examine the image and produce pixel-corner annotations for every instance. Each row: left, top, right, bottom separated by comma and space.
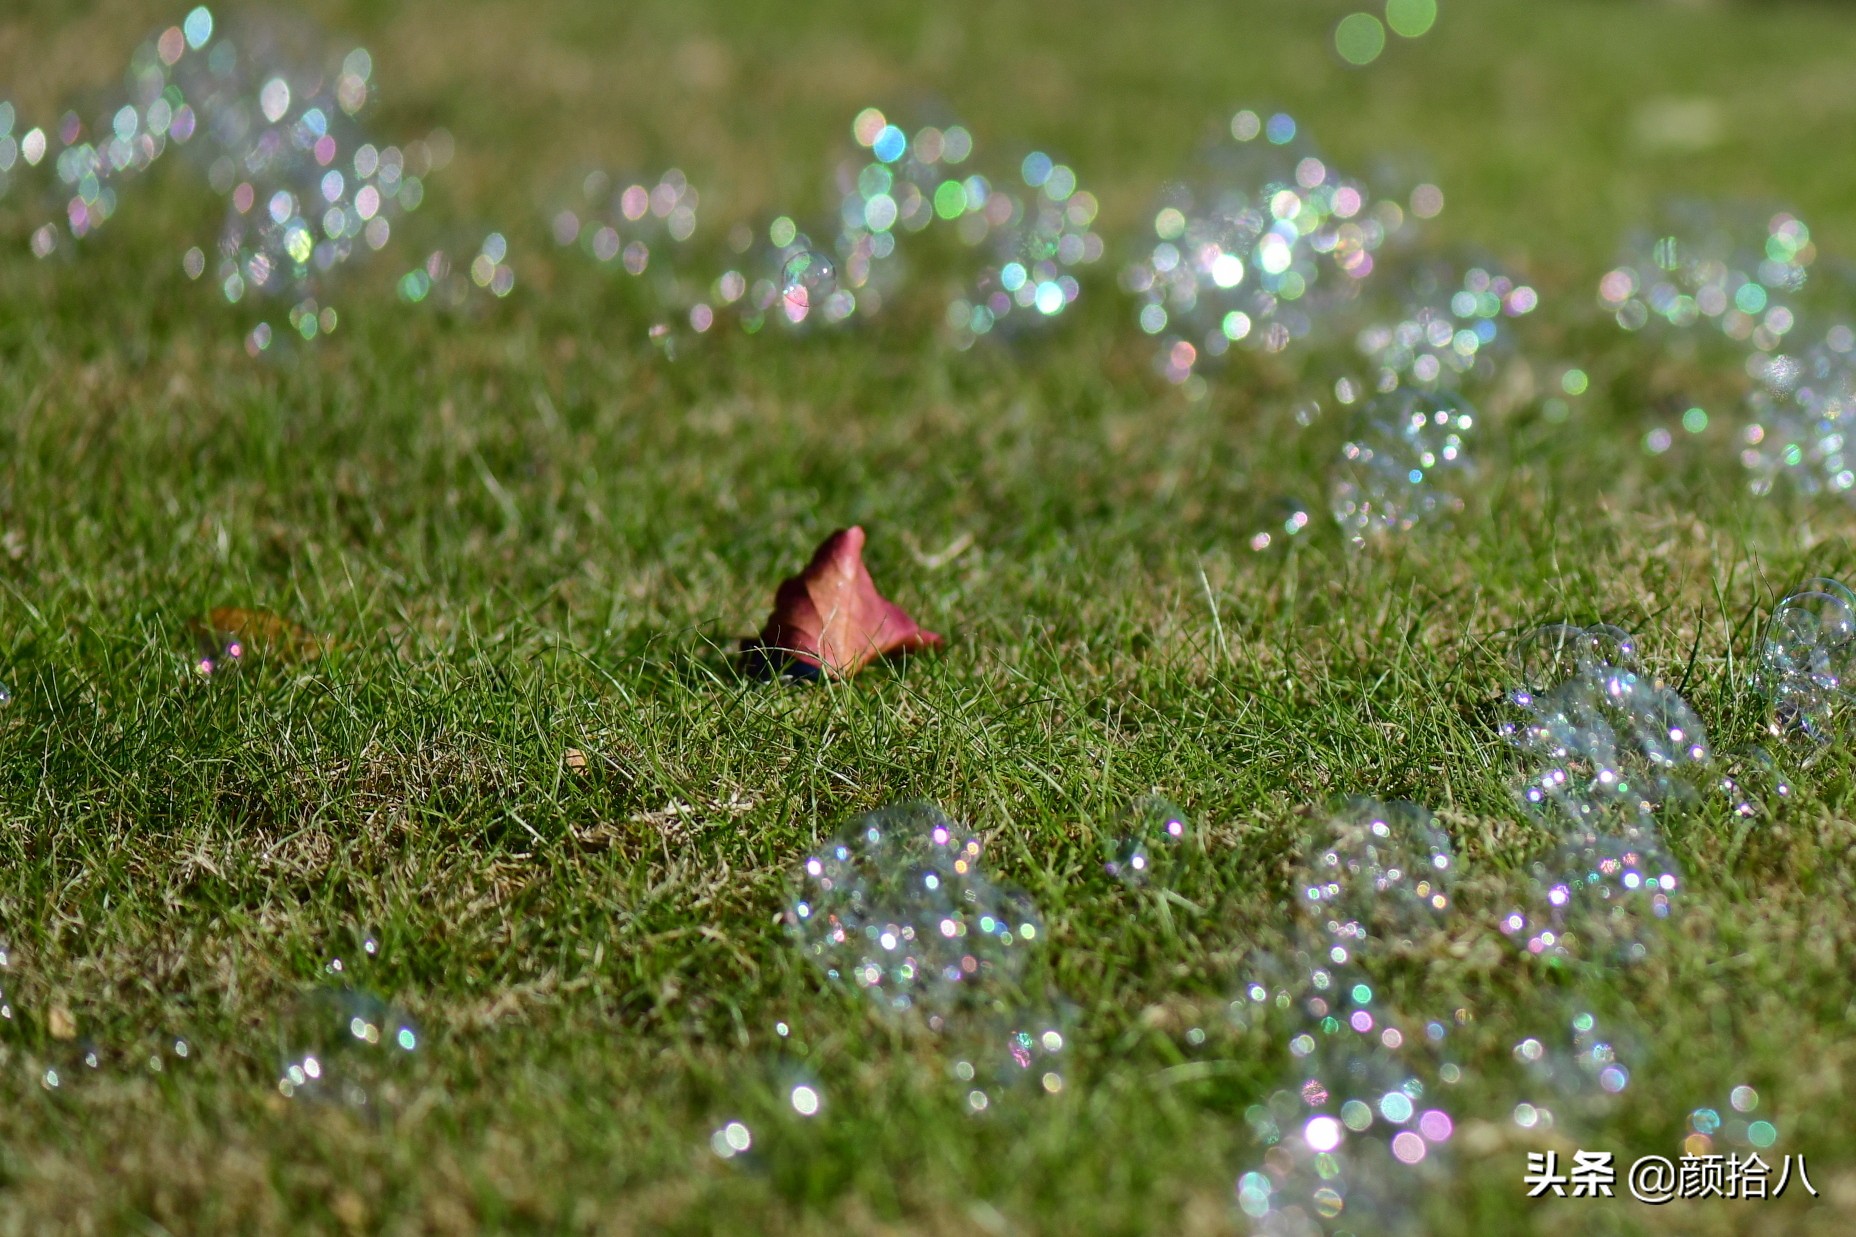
6, 0, 1856, 1232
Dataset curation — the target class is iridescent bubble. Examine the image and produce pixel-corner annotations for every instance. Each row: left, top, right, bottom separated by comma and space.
1758, 581, 1856, 738
1301, 798, 1455, 951
187, 606, 324, 676
0, 941, 14, 1024
1233, 800, 1457, 1234
1123, 110, 1397, 384
1386, 0, 1439, 39
1103, 794, 1191, 887
1350, 260, 1539, 398
1328, 387, 1477, 548
1248, 496, 1314, 552
709, 1120, 754, 1159
1739, 337, 1856, 500
780, 250, 838, 313
1500, 632, 1710, 963
786, 803, 1044, 1027
1598, 202, 1812, 360
945, 147, 1102, 348
1718, 744, 1794, 818
275, 988, 419, 1110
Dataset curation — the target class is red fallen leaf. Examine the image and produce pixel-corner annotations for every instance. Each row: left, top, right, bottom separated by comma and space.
743, 527, 943, 679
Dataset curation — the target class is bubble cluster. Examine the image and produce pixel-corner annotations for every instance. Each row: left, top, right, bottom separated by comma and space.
1505, 1007, 1637, 1133
1598, 204, 1812, 362
1499, 625, 1710, 962
832, 110, 967, 317
1352, 262, 1538, 395
398, 231, 517, 310
1124, 110, 1404, 385
276, 988, 420, 1109
787, 803, 1043, 1027
1684, 1085, 1779, 1156
1232, 800, 1459, 1234
1738, 331, 1856, 500
943, 147, 1103, 347
1757, 577, 1856, 739
10, 7, 451, 348
1328, 387, 1477, 547
948, 1001, 1076, 1110
1301, 798, 1455, 953
1102, 795, 1191, 887
1248, 495, 1316, 553
0, 100, 30, 205
552, 168, 699, 279
709, 1119, 755, 1160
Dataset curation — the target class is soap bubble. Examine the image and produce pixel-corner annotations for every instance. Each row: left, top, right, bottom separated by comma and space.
1233, 800, 1459, 1234
1511, 622, 1639, 697
1335, 14, 1387, 67
186, 607, 324, 676
709, 1120, 754, 1160
780, 250, 837, 311
397, 231, 517, 311
945, 149, 1102, 348
1328, 388, 1477, 547
0, 99, 29, 205
1718, 745, 1794, 819
948, 999, 1077, 1108
1598, 203, 1812, 357
1500, 629, 1710, 963
786, 803, 1044, 1027
1301, 797, 1455, 952
1739, 336, 1856, 500
1351, 260, 1539, 396
553, 168, 700, 283
276, 988, 420, 1110
1248, 496, 1315, 552
1123, 110, 1397, 383
1758, 581, 1856, 738
1103, 795, 1191, 886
